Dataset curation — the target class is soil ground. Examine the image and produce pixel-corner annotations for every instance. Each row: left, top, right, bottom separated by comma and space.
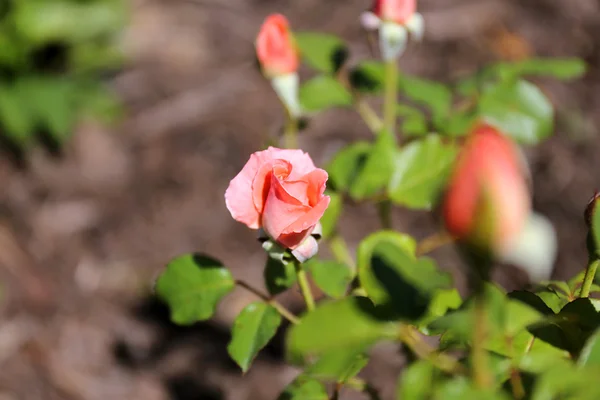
0, 0, 599, 399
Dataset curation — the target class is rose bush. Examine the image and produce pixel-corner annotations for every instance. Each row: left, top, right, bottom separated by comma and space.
155, 4, 597, 400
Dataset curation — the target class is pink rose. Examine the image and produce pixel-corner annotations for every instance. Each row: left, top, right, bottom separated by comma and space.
225, 147, 330, 250
256, 14, 299, 77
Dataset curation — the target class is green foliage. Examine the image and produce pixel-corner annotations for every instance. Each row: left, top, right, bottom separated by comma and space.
286, 296, 397, 362
155, 254, 235, 325
306, 259, 353, 299
227, 302, 282, 372
295, 32, 348, 74
300, 76, 352, 112
155, 10, 591, 400
0, 0, 125, 152
388, 135, 457, 209
277, 376, 329, 400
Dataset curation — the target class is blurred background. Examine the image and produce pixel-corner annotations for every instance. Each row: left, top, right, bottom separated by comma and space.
0, 0, 599, 399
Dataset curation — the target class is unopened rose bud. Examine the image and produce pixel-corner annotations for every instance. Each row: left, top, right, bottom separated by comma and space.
442, 124, 531, 256
256, 14, 302, 117
361, 0, 424, 60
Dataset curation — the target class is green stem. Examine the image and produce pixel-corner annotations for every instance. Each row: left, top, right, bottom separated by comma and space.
235, 280, 300, 324
283, 113, 298, 149
355, 99, 383, 134
398, 324, 466, 375
329, 233, 355, 269
383, 59, 398, 135
294, 260, 315, 311
472, 291, 492, 388
580, 259, 599, 298
377, 200, 392, 230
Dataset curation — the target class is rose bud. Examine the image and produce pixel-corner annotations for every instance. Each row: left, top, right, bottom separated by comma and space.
256, 14, 302, 117
442, 124, 557, 281
225, 147, 330, 262
361, 0, 424, 60
442, 124, 531, 256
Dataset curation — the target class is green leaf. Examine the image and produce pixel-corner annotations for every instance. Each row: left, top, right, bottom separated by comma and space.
227, 302, 282, 372
0, 84, 35, 147
349, 61, 386, 94
17, 77, 76, 142
368, 241, 453, 321
278, 377, 328, 400
326, 142, 371, 192
357, 231, 417, 304
508, 291, 556, 316
491, 58, 587, 81
155, 253, 235, 325
306, 350, 368, 383
479, 79, 554, 145
505, 298, 543, 336
349, 129, 396, 200
397, 360, 437, 400
397, 105, 429, 137
433, 378, 511, 400
286, 297, 397, 361
399, 76, 452, 129
579, 329, 600, 368
299, 76, 352, 112
306, 259, 353, 299
294, 32, 348, 74
417, 289, 462, 333
319, 190, 342, 239
388, 135, 457, 209
264, 257, 297, 296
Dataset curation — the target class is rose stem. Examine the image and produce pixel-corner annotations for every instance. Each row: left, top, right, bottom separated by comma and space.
416, 231, 456, 256
398, 324, 466, 375
580, 259, 600, 298
283, 110, 298, 149
294, 260, 315, 311
235, 280, 300, 324
383, 59, 398, 136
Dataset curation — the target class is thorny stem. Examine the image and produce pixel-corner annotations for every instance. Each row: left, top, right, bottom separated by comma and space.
398, 324, 466, 375
580, 259, 599, 298
383, 59, 398, 135
416, 231, 456, 256
294, 260, 315, 311
235, 280, 300, 324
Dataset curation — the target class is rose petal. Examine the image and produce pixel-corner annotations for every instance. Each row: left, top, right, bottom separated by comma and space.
252, 159, 291, 216
267, 147, 317, 180
262, 171, 311, 242
225, 149, 275, 228
281, 195, 330, 236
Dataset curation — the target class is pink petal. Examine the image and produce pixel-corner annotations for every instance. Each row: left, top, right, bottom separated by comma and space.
281, 195, 330, 236
225, 148, 278, 229
262, 171, 310, 242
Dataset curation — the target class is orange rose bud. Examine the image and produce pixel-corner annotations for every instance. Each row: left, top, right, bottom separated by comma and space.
442, 124, 531, 255
256, 14, 299, 77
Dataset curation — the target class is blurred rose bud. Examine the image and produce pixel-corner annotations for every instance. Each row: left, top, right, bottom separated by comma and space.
361, 0, 424, 60
256, 14, 302, 117
225, 147, 330, 261
442, 124, 531, 256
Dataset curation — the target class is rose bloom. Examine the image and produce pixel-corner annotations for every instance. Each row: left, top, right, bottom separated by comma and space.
256, 14, 299, 77
372, 0, 416, 25
225, 147, 330, 250
442, 124, 531, 254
